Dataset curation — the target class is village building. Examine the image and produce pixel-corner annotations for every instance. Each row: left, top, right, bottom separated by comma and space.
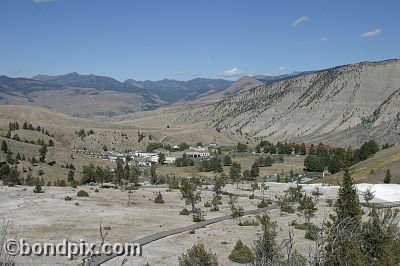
186, 146, 210, 158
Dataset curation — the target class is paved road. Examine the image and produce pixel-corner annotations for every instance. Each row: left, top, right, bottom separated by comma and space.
78, 204, 277, 266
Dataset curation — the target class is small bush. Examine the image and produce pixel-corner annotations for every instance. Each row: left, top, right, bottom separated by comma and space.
249, 194, 255, 199
189, 230, 195, 234
294, 222, 312, 230
65, 196, 72, 201
281, 205, 295, 214
154, 192, 165, 204
304, 224, 320, 240
180, 208, 190, 215
94, 188, 99, 192
290, 220, 298, 226
257, 199, 272, 208
229, 239, 255, 263
311, 188, 323, 196
232, 206, 244, 218
33, 184, 43, 193
168, 181, 179, 190
204, 201, 211, 207
211, 206, 219, 211
193, 213, 204, 222
71, 180, 78, 188
238, 219, 259, 226
326, 199, 333, 207
77, 190, 89, 197
294, 222, 320, 240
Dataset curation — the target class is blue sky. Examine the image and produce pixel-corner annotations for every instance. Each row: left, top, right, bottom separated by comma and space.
1, 0, 399, 81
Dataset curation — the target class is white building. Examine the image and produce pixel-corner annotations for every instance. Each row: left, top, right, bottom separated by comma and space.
108, 155, 126, 162
186, 146, 210, 158
165, 156, 176, 164
132, 151, 157, 158
149, 155, 159, 163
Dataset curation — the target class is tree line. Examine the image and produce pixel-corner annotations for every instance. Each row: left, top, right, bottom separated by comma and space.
304, 140, 381, 173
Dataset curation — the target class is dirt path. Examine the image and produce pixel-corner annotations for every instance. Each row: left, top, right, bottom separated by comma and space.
79, 204, 277, 266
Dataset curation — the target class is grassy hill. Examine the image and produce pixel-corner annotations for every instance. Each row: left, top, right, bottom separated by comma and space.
0, 104, 253, 183
326, 145, 400, 184
176, 60, 400, 147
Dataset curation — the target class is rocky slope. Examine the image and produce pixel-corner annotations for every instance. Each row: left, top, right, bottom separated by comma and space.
176, 59, 400, 147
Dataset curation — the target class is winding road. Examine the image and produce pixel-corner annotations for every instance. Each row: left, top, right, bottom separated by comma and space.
79, 204, 277, 266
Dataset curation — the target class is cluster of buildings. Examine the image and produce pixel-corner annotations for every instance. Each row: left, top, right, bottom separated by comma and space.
94, 142, 224, 167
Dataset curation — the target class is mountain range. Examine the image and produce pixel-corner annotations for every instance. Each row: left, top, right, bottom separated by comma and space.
173, 59, 400, 146
0, 71, 310, 116
2, 60, 400, 146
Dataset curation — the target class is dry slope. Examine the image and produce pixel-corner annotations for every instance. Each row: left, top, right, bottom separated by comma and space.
175, 60, 400, 147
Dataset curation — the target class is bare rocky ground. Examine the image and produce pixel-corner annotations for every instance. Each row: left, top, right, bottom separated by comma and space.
1, 183, 340, 266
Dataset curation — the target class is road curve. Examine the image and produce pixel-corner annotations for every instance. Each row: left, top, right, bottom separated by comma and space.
78, 204, 277, 266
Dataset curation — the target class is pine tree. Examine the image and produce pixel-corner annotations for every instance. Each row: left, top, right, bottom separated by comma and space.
150, 164, 157, 184
39, 154, 46, 163
253, 213, 282, 265
229, 239, 254, 263
325, 169, 364, 265
158, 153, 166, 164
6, 152, 14, 164
115, 159, 124, 184
229, 162, 241, 188
335, 169, 362, 221
180, 178, 201, 213
67, 169, 75, 182
250, 162, 259, 180
223, 155, 232, 166
33, 183, 43, 193
1, 140, 8, 153
154, 192, 165, 203
297, 195, 317, 223
124, 162, 130, 180
384, 169, 391, 184
178, 243, 218, 266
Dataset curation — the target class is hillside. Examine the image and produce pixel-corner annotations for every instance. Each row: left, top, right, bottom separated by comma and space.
174, 59, 400, 147
0, 104, 253, 184
194, 76, 265, 103
326, 145, 400, 184
0, 105, 251, 153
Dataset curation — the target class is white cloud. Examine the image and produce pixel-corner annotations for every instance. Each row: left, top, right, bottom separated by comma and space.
7, 69, 22, 75
172, 71, 184, 76
320, 37, 328, 42
221, 67, 243, 77
361, 28, 382, 38
291, 16, 309, 27
33, 0, 56, 3
277, 66, 286, 71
